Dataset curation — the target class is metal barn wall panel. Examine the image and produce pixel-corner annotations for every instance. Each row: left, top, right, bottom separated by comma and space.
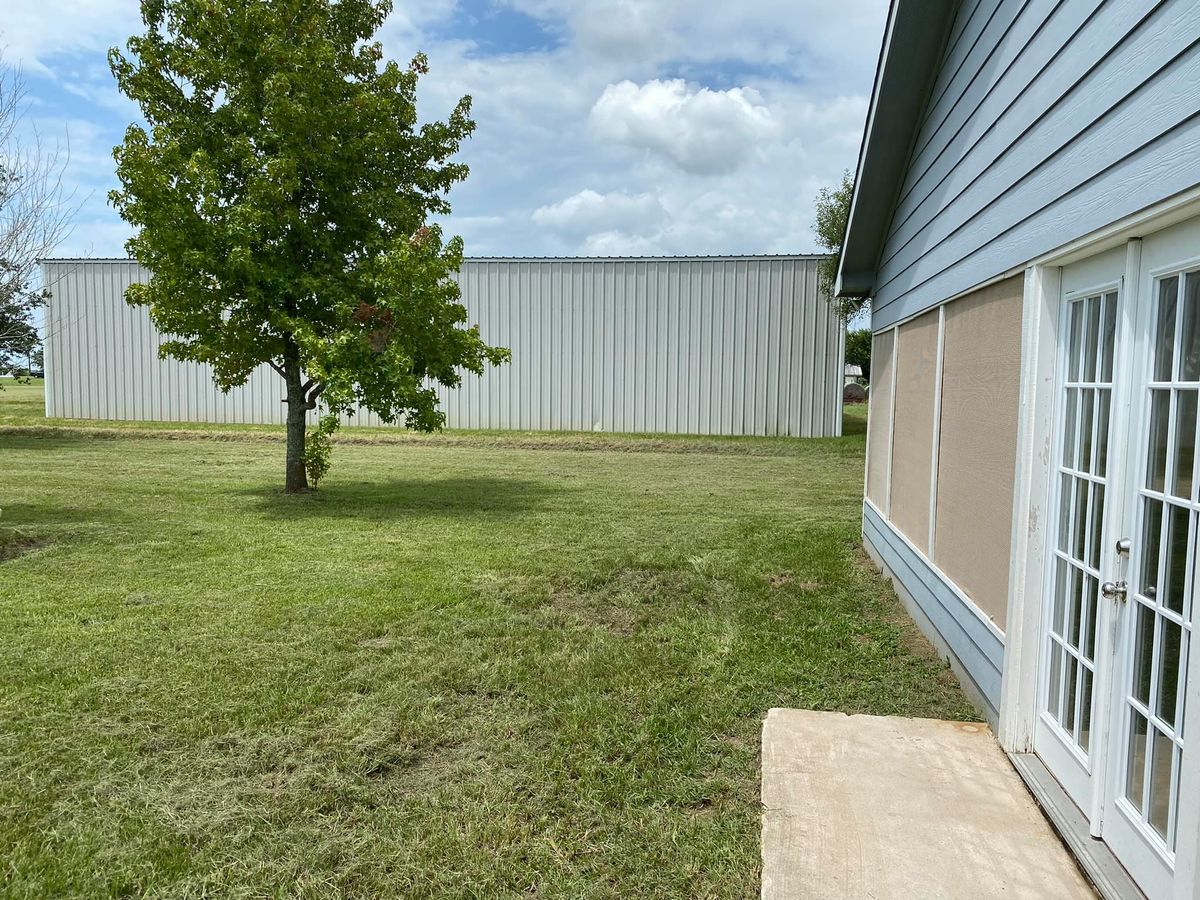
871, 0, 1200, 330
43, 256, 843, 437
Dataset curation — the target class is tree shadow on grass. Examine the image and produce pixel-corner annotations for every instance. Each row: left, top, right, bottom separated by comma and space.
241, 475, 570, 521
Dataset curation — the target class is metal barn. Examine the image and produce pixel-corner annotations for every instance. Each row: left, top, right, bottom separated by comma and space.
42, 255, 844, 437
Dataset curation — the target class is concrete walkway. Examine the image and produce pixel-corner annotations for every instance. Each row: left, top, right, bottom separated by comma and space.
761, 709, 1096, 899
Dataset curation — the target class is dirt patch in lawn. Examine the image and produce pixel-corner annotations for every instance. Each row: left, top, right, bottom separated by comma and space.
766, 572, 822, 591
545, 566, 728, 635
471, 566, 728, 636
0, 533, 48, 562
356, 636, 397, 650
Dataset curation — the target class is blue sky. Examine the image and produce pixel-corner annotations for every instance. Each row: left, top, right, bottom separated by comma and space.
5, 0, 887, 259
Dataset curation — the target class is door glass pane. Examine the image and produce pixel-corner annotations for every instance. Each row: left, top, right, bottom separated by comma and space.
1068, 299, 1085, 382
1079, 388, 1095, 472
1058, 475, 1074, 553
1163, 504, 1190, 615
1048, 643, 1063, 720
1156, 618, 1183, 728
1173, 390, 1197, 500
1082, 581, 1098, 661
1148, 730, 1174, 840
1080, 667, 1094, 752
1062, 390, 1078, 468
1089, 484, 1105, 570
1100, 292, 1118, 382
1132, 602, 1155, 706
1154, 276, 1178, 381
1084, 296, 1102, 382
1182, 273, 1200, 381
1147, 390, 1171, 492
1069, 571, 1085, 649
1096, 391, 1111, 477
1052, 556, 1069, 636
1064, 658, 1079, 733
1127, 712, 1149, 812
1073, 480, 1089, 561
1139, 498, 1163, 599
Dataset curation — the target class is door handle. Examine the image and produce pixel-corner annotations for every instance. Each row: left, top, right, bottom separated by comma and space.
1101, 580, 1128, 603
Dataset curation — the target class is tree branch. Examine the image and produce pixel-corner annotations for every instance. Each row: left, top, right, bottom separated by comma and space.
304, 382, 326, 410
1, 51, 79, 361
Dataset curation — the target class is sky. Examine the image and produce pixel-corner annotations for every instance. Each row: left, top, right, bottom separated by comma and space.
3, 0, 887, 260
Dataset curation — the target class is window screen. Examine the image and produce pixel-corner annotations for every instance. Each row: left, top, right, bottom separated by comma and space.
867, 329, 895, 508
933, 276, 1024, 626
890, 310, 941, 552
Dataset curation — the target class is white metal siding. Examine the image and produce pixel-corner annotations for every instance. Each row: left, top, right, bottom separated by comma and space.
43, 256, 844, 437
872, 0, 1200, 330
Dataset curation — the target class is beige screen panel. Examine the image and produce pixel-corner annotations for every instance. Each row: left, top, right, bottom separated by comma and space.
866, 329, 895, 508
889, 310, 941, 552
934, 276, 1024, 627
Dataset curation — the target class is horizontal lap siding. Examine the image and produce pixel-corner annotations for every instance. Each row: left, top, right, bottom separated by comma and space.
43, 257, 843, 437
864, 502, 1005, 722
872, 0, 1200, 330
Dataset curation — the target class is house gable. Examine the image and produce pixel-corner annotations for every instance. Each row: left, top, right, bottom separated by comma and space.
840, 0, 1200, 331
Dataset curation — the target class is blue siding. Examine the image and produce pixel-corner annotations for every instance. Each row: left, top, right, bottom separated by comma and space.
872, 0, 1200, 330
863, 502, 1005, 722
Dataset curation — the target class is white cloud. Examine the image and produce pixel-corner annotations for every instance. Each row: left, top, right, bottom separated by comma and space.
589, 79, 778, 175
1, 0, 140, 75
533, 189, 666, 239
504, 0, 884, 86
579, 230, 665, 257
3, 0, 888, 261
568, 2, 667, 61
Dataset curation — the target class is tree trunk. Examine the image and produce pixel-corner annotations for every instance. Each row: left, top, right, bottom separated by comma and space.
282, 341, 309, 493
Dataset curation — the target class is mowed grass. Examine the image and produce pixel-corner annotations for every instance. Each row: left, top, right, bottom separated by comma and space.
0, 382, 967, 898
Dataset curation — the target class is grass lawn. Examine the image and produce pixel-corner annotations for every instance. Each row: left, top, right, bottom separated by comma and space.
0, 382, 966, 898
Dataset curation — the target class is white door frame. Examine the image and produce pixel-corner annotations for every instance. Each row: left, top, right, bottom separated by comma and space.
1001, 187, 1200, 899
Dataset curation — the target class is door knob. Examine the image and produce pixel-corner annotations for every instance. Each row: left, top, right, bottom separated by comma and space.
1101, 580, 1128, 602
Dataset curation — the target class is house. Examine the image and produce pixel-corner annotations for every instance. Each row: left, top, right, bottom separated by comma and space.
42, 256, 844, 438
837, 1, 1200, 897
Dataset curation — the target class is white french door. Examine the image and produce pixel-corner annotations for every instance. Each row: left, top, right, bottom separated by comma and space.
1035, 246, 1128, 811
1099, 224, 1199, 900
1035, 225, 1200, 899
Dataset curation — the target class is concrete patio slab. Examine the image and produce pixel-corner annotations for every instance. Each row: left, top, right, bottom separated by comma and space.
761, 709, 1096, 899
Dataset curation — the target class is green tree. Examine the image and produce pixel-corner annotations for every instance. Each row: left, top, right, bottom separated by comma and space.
845, 328, 871, 383
813, 169, 866, 321
109, 0, 509, 492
